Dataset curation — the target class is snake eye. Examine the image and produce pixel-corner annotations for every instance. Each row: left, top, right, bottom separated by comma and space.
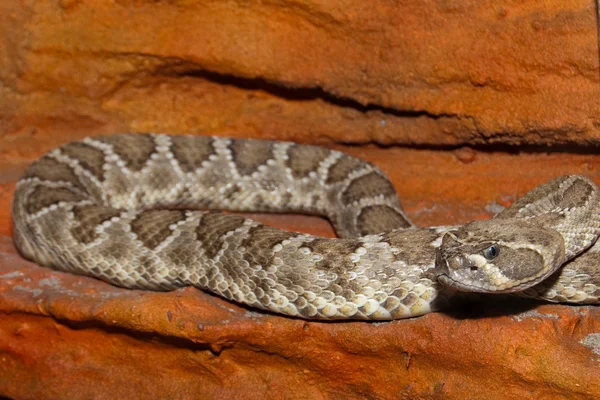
482, 244, 499, 260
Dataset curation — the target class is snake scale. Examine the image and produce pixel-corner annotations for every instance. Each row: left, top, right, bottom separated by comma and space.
11, 134, 600, 319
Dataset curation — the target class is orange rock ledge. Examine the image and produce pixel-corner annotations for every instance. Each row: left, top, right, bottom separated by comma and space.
1, 1, 600, 147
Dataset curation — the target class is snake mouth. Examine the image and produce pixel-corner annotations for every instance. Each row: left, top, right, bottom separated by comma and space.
437, 270, 543, 294
436, 273, 497, 293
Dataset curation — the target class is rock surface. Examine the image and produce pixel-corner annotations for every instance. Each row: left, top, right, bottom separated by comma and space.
2, 0, 600, 399
1, 1, 600, 147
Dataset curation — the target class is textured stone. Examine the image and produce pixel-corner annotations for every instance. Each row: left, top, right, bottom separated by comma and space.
0, 1, 599, 147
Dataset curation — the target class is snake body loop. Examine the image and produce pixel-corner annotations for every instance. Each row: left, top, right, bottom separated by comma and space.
12, 134, 600, 319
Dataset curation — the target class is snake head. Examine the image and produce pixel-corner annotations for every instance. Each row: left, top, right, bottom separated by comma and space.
435, 219, 566, 293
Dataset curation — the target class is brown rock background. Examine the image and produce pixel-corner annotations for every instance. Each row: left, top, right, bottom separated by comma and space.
1, 1, 600, 399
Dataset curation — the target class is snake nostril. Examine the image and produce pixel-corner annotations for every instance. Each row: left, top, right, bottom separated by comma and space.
470, 266, 478, 272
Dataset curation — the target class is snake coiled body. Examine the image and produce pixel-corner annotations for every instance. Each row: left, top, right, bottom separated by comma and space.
11, 134, 600, 319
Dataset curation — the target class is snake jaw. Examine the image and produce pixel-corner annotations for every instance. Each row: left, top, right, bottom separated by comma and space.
436, 273, 491, 293
436, 268, 549, 294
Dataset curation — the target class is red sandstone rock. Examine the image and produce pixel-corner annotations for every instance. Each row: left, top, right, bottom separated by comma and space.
1, 1, 600, 147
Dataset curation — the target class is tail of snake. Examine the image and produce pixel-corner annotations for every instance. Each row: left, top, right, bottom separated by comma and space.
12, 134, 600, 319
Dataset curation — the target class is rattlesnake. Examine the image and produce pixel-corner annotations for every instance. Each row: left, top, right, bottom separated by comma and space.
11, 134, 600, 319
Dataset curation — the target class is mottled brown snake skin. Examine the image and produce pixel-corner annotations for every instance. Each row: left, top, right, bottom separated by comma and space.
12, 134, 600, 319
